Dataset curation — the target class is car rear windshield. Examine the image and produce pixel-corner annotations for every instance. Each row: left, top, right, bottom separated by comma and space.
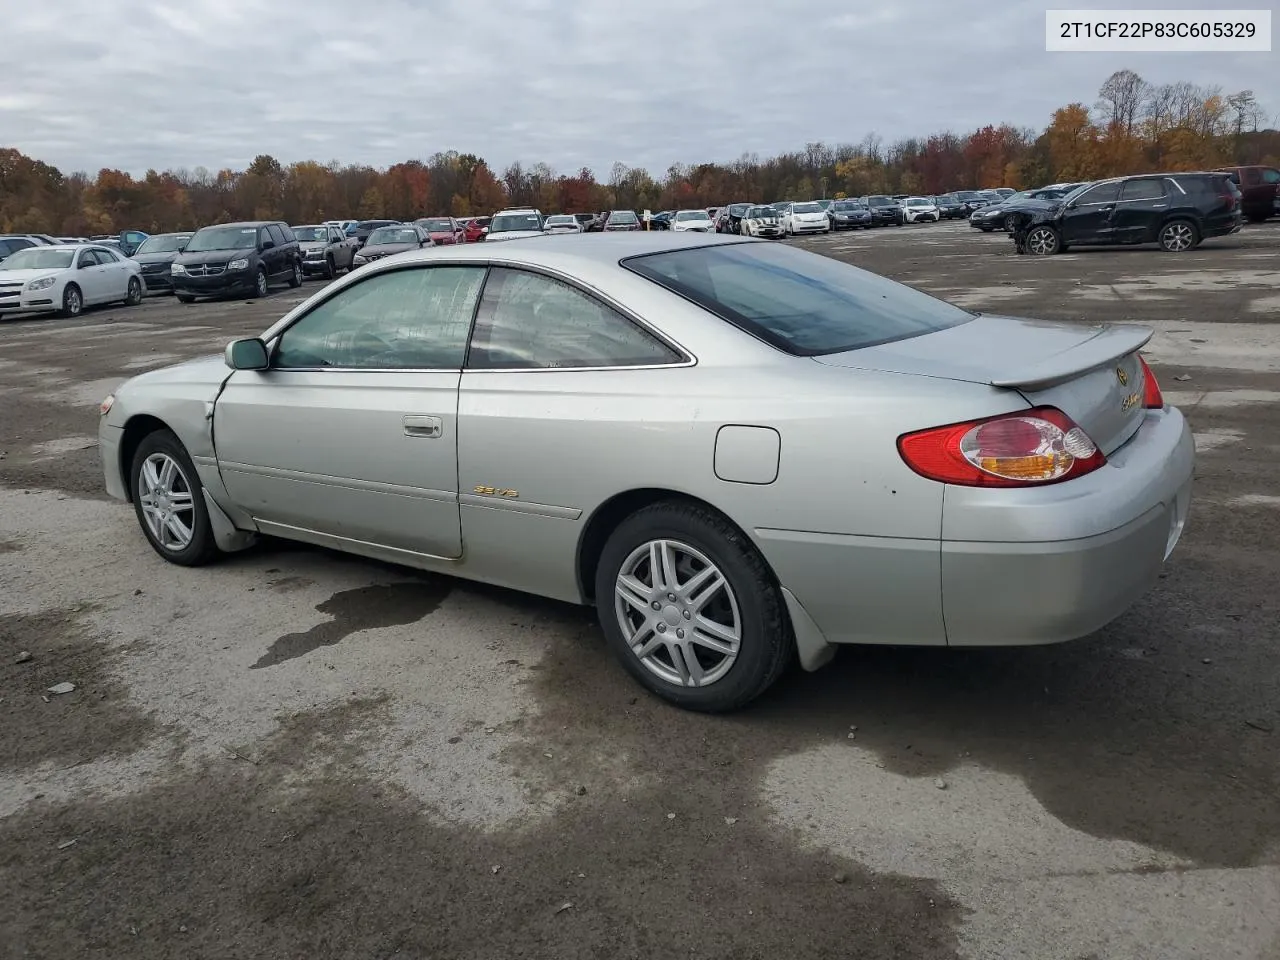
292, 227, 329, 242
676, 210, 710, 221
419, 219, 453, 231
367, 227, 420, 245
623, 242, 973, 356
609, 210, 639, 224
490, 214, 543, 232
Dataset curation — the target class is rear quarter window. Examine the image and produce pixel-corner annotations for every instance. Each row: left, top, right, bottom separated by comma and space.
622, 242, 973, 356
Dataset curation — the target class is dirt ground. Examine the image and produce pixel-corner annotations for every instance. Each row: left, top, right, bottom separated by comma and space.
2, 222, 1278, 960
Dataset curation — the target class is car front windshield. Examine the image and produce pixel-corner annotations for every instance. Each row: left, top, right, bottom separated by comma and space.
0, 247, 75, 271
792, 202, 822, 214
624, 242, 972, 357
676, 211, 710, 221
609, 211, 639, 224
293, 227, 329, 242
906, 198, 930, 206
367, 227, 419, 245
420, 219, 453, 231
867, 196, 894, 207
490, 214, 542, 232
545, 216, 574, 226
186, 226, 259, 252
135, 235, 190, 254
747, 206, 776, 218
831, 202, 860, 211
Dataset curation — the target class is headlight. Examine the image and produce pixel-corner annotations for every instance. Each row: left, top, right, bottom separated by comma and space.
354, 255, 368, 265
227, 258, 248, 270
26, 276, 56, 291
99, 394, 115, 417
171, 263, 187, 274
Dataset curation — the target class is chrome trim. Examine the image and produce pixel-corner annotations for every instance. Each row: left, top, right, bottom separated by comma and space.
218, 460, 456, 504
458, 494, 582, 519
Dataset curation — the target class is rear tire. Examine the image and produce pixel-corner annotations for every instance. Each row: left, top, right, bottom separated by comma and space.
251, 267, 268, 298
594, 500, 793, 713
1158, 219, 1198, 253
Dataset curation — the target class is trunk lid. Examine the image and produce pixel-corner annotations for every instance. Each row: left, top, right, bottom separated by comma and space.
813, 314, 1153, 455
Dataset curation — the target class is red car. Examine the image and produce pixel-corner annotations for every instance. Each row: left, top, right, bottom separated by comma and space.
461, 216, 491, 242
413, 216, 465, 245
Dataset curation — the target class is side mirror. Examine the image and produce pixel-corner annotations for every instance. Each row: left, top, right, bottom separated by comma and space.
1065, 201, 1078, 210
260, 240, 275, 251
226, 338, 269, 371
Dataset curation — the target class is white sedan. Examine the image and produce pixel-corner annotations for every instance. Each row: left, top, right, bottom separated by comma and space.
671, 209, 716, 233
902, 197, 941, 223
0, 243, 144, 319
782, 201, 831, 235
543, 214, 583, 235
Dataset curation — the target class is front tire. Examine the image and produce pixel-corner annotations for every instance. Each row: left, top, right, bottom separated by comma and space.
288, 260, 302, 288
594, 500, 793, 712
1024, 225, 1061, 255
124, 276, 143, 306
177, 294, 195, 304
1159, 219, 1198, 253
324, 256, 335, 280
251, 267, 268, 298
60, 284, 83, 318
130, 429, 218, 566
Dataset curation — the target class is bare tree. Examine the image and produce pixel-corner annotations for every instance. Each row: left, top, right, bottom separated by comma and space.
1096, 69, 1149, 134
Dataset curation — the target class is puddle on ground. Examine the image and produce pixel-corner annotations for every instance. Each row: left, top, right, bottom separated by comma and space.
251, 580, 452, 669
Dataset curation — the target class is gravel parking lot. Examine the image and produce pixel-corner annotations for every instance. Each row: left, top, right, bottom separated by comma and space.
2, 221, 1278, 959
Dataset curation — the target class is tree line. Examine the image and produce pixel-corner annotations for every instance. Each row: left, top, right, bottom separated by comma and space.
1, 70, 1275, 236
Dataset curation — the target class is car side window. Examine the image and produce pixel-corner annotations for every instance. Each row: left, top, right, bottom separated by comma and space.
77, 249, 97, 268
266, 224, 286, 246
1119, 179, 1165, 202
277, 224, 296, 243
1078, 182, 1121, 204
274, 266, 485, 370
467, 268, 681, 370
1263, 168, 1280, 184
91, 249, 117, 265
328, 229, 342, 243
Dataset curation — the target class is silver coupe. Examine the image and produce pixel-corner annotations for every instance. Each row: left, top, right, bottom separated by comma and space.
99, 233, 1194, 711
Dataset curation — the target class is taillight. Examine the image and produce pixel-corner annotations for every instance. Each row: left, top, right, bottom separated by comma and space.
898, 407, 1106, 487
1138, 355, 1163, 409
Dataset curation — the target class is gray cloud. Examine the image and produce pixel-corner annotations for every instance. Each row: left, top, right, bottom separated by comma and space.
2, 0, 1274, 177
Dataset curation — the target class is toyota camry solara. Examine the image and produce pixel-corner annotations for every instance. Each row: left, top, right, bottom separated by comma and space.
99, 233, 1194, 712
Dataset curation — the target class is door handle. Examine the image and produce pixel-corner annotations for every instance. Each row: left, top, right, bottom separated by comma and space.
403, 415, 442, 439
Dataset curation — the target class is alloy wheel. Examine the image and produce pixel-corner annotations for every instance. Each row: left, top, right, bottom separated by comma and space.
137, 453, 196, 551
1162, 222, 1194, 252
613, 539, 742, 688
1027, 227, 1058, 255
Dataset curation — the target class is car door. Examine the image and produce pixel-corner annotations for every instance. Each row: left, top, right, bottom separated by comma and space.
1059, 181, 1122, 244
1112, 178, 1169, 243
93, 248, 130, 299
74, 248, 110, 303
327, 227, 348, 268
456, 267, 688, 600
265, 224, 288, 278
213, 264, 487, 558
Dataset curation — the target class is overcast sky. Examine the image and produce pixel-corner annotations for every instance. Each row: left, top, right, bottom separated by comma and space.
3, 0, 1275, 178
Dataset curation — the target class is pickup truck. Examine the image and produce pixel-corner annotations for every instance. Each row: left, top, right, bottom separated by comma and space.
292, 223, 358, 279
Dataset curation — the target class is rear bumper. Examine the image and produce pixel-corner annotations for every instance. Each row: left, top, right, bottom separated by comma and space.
941, 406, 1194, 645
754, 406, 1194, 652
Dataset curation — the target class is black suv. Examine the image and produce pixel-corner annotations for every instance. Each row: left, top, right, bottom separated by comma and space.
1012, 173, 1243, 255
715, 202, 753, 234
862, 195, 904, 226
171, 221, 302, 302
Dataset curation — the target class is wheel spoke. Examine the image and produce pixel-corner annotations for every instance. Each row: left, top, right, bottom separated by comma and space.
616, 574, 652, 613
141, 458, 161, 495
675, 643, 704, 686
686, 570, 725, 614
168, 490, 193, 508
630, 622, 663, 659
158, 457, 177, 490
164, 513, 191, 545
694, 615, 739, 648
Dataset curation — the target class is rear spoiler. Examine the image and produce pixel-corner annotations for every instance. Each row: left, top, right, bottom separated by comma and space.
988, 323, 1153, 390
